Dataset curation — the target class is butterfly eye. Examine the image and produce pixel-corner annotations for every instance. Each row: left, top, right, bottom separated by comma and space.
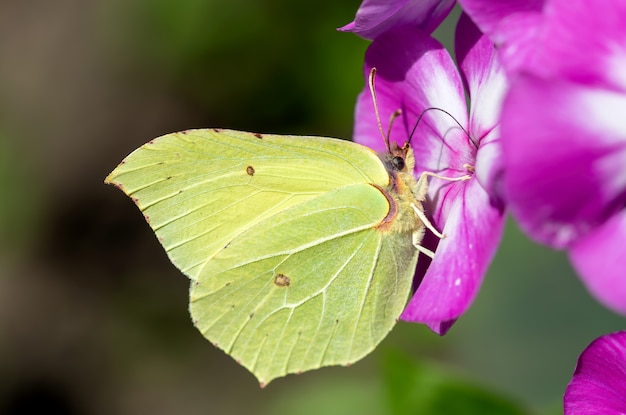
392, 156, 405, 171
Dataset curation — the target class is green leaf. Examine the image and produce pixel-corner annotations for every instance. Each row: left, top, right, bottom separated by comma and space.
262, 375, 385, 415
383, 350, 529, 415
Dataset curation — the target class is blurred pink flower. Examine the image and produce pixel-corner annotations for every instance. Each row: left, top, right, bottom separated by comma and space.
461, 0, 626, 314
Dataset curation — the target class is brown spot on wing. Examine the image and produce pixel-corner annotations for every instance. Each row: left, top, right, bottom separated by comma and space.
254, 133, 263, 139
274, 273, 291, 287
369, 183, 397, 232
246, 165, 255, 176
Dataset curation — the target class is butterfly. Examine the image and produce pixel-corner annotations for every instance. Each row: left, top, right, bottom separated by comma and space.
105, 69, 466, 386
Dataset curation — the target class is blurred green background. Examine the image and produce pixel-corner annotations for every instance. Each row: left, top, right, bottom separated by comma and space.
0, 1, 623, 414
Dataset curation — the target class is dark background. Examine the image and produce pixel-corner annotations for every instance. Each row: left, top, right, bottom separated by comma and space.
0, 1, 622, 414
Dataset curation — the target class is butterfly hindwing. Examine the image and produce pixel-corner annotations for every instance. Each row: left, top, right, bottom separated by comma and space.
189, 182, 418, 385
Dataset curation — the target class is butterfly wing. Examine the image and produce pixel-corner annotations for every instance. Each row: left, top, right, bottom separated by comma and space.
190, 181, 419, 385
105, 129, 419, 385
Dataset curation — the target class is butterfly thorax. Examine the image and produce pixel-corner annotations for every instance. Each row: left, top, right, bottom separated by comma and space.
375, 143, 428, 235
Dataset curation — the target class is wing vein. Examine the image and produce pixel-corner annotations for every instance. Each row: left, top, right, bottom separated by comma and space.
348, 233, 383, 357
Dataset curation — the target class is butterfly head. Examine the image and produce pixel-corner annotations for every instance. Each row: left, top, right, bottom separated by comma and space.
379, 141, 416, 175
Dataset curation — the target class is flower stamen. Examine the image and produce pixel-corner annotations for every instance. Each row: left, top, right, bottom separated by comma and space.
463, 163, 475, 174
386, 108, 403, 144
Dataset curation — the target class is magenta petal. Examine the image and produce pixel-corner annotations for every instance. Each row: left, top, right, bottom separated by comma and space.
339, 0, 455, 39
569, 211, 626, 315
455, 14, 507, 198
353, 27, 468, 165
426, 319, 457, 336
493, 12, 544, 73
456, 0, 544, 73
532, 0, 626, 92
456, 13, 507, 138
502, 75, 626, 248
456, 0, 544, 41
564, 331, 626, 414
401, 178, 504, 323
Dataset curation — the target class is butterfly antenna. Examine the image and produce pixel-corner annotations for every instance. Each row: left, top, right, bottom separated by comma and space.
408, 107, 478, 149
387, 109, 403, 144
368, 68, 391, 152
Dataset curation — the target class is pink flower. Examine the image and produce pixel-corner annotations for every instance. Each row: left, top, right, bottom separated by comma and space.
351, 15, 507, 334
461, 0, 626, 314
564, 331, 626, 414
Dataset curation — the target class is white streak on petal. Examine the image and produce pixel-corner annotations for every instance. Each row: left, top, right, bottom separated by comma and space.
419, 52, 469, 134
577, 87, 626, 200
606, 47, 626, 92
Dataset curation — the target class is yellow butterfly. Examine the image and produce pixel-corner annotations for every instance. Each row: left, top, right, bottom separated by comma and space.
105, 69, 466, 386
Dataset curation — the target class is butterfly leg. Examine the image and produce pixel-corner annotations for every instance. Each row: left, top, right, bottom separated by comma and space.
419, 171, 471, 183
409, 172, 470, 257
416, 244, 436, 259
411, 227, 436, 258
410, 171, 470, 238
412, 171, 470, 202
411, 203, 445, 239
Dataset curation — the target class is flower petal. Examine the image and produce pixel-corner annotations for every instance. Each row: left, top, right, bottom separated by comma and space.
569, 210, 626, 315
531, 0, 626, 92
339, 0, 455, 39
564, 331, 626, 415
492, 12, 544, 73
455, 13, 508, 199
456, 13, 507, 141
456, 0, 544, 73
456, 0, 544, 39
401, 177, 505, 324
353, 26, 469, 172
502, 75, 626, 248
426, 319, 457, 336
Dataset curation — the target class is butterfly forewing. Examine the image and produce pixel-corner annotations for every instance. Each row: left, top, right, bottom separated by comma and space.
105, 129, 390, 281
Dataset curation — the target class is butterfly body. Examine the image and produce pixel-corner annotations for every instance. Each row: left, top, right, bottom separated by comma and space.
106, 128, 429, 385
